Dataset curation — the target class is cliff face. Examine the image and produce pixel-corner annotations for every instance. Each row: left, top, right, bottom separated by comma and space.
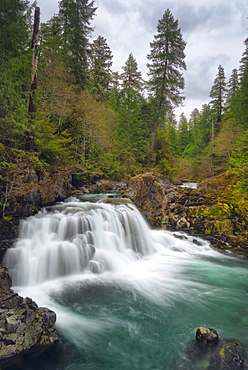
124, 172, 248, 257
0, 267, 59, 368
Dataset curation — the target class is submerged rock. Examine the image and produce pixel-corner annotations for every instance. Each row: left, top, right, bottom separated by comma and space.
0, 267, 59, 368
184, 326, 247, 369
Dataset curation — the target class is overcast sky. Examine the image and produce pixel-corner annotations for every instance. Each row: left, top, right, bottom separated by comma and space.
37, 0, 248, 118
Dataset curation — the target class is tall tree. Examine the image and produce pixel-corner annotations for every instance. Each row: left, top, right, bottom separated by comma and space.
116, 54, 147, 168
237, 38, 248, 129
120, 53, 144, 91
209, 65, 227, 125
58, 0, 97, 86
0, 0, 31, 146
89, 35, 113, 100
146, 9, 186, 166
225, 68, 239, 117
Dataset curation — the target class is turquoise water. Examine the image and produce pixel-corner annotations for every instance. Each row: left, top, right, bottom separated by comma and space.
4, 198, 248, 369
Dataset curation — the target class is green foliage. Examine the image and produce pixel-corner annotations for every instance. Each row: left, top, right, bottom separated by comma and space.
209, 65, 227, 125
89, 36, 113, 100
146, 8, 186, 165
58, 0, 97, 86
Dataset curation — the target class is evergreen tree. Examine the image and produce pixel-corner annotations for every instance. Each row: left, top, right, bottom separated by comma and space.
209, 65, 227, 125
116, 54, 147, 169
237, 38, 248, 129
0, 0, 31, 146
225, 68, 239, 117
178, 113, 189, 155
146, 9, 186, 166
58, 0, 97, 86
120, 53, 144, 91
89, 36, 113, 100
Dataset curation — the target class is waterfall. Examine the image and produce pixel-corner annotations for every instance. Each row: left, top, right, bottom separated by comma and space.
3, 196, 247, 370
3, 197, 158, 286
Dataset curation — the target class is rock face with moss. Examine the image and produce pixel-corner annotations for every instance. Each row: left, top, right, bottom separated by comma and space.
125, 172, 248, 255
0, 267, 59, 368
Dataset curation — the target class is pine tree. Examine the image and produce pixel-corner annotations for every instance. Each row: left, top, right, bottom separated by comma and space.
238, 38, 248, 129
58, 0, 97, 86
116, 54, 147, 168
120, 53, 144, 91
225, 68, 239, 117
178, 113, 189, 155
89, 36, 113, 100
209, 65, 227, 125
0, 0, 31, 145
146, 9, 186, 166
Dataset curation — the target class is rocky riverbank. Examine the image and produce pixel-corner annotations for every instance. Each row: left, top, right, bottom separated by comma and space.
124, 172, 248, 257
0, 170, 247, 366
0, 267, 59, 368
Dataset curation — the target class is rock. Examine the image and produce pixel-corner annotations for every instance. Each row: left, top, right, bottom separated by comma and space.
0, 267, 59, 368
124, 172, 175, 226
196, 326, 219, 346
184, 326, 247, 369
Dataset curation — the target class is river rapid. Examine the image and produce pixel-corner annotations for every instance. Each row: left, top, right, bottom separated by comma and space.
3, 195, 248, 369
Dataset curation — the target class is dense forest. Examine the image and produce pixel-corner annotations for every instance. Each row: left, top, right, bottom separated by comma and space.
0, 0, 247, 219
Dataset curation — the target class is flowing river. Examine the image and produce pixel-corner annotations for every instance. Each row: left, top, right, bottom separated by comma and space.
3, 195, 248, 369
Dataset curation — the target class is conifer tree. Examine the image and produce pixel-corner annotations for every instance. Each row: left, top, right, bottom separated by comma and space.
58, 0, 97, 86
121, 53, 144, 91
116, 54, 147, 168
89, 36, 113, 100
225, 68, 239, 118
209, 65, 227, 125
146, 9, 186, 166
238, 38, 248, 129
0, 0, 31, 145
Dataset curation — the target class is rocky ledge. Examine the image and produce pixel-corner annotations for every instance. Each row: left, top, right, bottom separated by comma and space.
0, 267, 59, 368
124, 172, 248, 257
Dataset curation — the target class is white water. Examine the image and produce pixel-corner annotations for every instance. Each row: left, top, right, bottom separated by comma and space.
3, 197, 248, 369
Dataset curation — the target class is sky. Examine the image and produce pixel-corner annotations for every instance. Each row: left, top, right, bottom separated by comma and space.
37, 0, 248, 118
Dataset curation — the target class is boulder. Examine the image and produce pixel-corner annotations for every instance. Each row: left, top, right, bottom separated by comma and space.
0, 267, 59, 368
184, 326, 247, 369
124, 172, 176, 226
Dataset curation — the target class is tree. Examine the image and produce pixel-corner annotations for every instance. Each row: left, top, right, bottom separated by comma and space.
225, 68, 239, 117
120, 53, 143, 91
89, 35, 113, 100
146, 9, 186, 166
237, 38, 248, 129
209, 65, 227, 126
178, 113, 189, 155
115, 54, 147, 169
58, 0, 97, 86
0, 0, 32, 146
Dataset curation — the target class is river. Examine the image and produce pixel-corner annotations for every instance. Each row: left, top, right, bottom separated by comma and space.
3, 195, 248, 369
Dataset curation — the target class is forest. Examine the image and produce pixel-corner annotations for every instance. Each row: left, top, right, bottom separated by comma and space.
0, 0, 248, 218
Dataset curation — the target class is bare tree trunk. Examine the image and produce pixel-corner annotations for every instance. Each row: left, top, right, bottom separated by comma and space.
26, 7, 40, 151
146, 99, 162, 167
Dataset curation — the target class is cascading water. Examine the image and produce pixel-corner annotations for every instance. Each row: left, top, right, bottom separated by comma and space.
3, 196, 248, 370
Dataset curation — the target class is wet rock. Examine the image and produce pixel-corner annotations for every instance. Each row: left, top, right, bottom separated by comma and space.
0, 267, 59, 368
124, 172, 175, 226
196, 326, 219, 346
184, 326, 247, 369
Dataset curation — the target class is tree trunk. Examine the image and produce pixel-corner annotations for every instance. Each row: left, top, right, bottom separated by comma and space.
26, 7, 40, 151
146, 99, 162, 167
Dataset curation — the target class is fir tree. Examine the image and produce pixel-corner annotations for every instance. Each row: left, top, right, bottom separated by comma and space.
209, 65, 227, 125
146, 9, 186, 166
238, 38, 248, 129
89, 36, 113, 100
58, 0, 97, 86
225, 68, 239, 115
120, 53, 144, 92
